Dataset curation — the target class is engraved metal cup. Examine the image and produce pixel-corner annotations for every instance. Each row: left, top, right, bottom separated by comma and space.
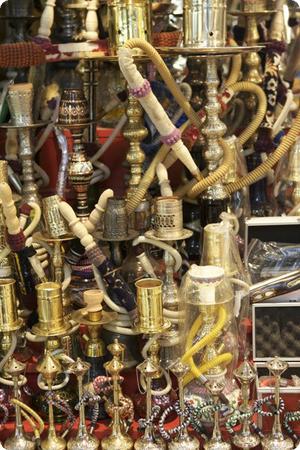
107, 0, 152, 55
0, 279, 22, 332
183, 0, 227, 48
153, 196, 184, 240
7, 83, 33, 126
42, 195, 70, 238
103, 197, 129, 240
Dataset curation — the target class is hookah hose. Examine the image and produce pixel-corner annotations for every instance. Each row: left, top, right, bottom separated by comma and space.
181, 306, 233, 386
224, 38, 242, 88
0, 42, 45, 68
226, 107, 300, 194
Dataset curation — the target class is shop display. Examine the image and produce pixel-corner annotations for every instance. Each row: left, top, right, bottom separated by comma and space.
0, 0, 299, 449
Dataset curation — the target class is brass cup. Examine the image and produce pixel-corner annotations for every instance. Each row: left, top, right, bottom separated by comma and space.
7, 83, 33, 126
0, 279, 22, 332
33, 282, 71, 336
87, 310, 103, 322
135, 278, 165, 333
42, 195, 70, 238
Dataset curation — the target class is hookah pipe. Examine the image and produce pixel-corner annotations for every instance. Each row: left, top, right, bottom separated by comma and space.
0, 182, 45, 311
58, 201, 137, 316
283, 410, 300, 445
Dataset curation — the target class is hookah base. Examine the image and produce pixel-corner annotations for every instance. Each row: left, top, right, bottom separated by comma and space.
67, 433, 99, 450
168, 435, 200, 449
204, 439, 231, 450
101, 432, 133, 450
261, 434, 294, 450
4, 434, 36, 450
232, 432, 260, 449
41, 435, 66, 450
134, 436, 166, 450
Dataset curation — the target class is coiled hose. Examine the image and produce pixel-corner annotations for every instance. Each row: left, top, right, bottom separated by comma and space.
224, 38, 242, 88
226, 108, 300, 194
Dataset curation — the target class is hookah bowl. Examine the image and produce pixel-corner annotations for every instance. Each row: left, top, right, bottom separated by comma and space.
58, 88, 93, 219
0, 278, 23, 353
261, 357, 294, 450
4, 358, 35, 450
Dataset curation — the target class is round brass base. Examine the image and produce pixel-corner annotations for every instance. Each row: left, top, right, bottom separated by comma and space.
134, 436, 166, 450
169, 435, 200, 450
67, 433, 99, 450
4, 434, 36, 450
41, 435, 66, 450
101, 433, 133, 450
204, 440, 231, 450
261, 434, 294, 450
232, 432, 260, 449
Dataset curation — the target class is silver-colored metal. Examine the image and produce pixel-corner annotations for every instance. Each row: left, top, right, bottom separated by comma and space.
183, 0, 227, 48
201, 58, 228, 201
204, 381, 231, 450
261, 357, 294, 450
7, 84, 40, 206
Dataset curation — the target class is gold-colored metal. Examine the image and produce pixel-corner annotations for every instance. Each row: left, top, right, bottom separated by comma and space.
123, 95, 148, 198
58, 88, 93, 219
72, 290, 117, 358
261, 357, 294, 450
169, 360, 200, 450
4, 358, 35, 450
32, 282, 72, 337
101, 339, 133, 450
0, 278, 23, 332
145, 196, 193, 241
202, 223, 238, 277
286, 138, 300, 212
37, 351, 66, 450
232, 359, 260, 449
107, 0, 152, 55
183, 0, 227, 48
0, 161, 11, 276
42, 195, 70, 238
134, 358, 166, 450
148, 340, 163, 379
67, 358, 99, 450
99, 197, 138, 241
134, 278, 171, 334
204, 380, 231, 450
7, 83, 40, 206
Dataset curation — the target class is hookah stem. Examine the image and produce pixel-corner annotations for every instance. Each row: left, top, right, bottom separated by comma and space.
112, 372, 121, 434
241, 383, 250, 434
145, 375, 152, 438
273, 374, 281, 434
48, 383, 56, 436
53, 242, 63, 283
212, 393, 221, 441
178, 376, 185, 429
13, 375, 23, 436
78, 375, 86, 432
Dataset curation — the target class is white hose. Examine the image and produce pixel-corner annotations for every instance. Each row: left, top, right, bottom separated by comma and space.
24, 202, 42, 237
0, 374, 27, 387
140, 368, 172, 396
25, 331, 46, 343
0, 331, 17, 372
90, 114, 127, 163
272, 90, 294, 137
62, 263, 72, 291
229, 278, 250, 292
133, 236, 182, 272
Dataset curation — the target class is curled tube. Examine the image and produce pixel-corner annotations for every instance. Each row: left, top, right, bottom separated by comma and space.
37, 372, 70, 391
183, 353, 233, 386
226, 108, 300, 193
11, 399, 44, 435
0, 332, 17, 372
182, 306, 227, 363
272, 90, 294, 137
224, 38, 242, 88
133, 235, 182, 272
0, 374, 27, 387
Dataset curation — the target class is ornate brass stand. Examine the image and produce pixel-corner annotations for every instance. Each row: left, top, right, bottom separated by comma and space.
261, 357, 294, 450
4, 358, 35, 450
204, 381, 231, 450
67, 358, 99, 450
232, 359, 260, 449
37, 351, 66, 450
101, 340, 133, 450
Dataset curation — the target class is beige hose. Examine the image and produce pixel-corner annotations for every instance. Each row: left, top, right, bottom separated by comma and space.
224, 38, 242, 88
229, 81, 267, 147
226, 109, 300, 194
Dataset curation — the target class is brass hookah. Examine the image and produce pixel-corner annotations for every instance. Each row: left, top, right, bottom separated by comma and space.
284, 137, 300, 214
101, 339, 133, 450
259, 357, 294, 450
0, 278, 23, 357
57, 87, 93, 220
36, 351, 67, 450
0, 161, 15, 279
135, 357, 166, 450
228, 358, 261, 449
67, 358, 99, 450
204, 380, 231, 450
3, 358, 35, 450
5, 83, 42, 206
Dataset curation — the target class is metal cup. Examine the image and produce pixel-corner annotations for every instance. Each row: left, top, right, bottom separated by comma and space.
42, 195, 70, 238
183, 0, 227, 48
103, 197, 129, 240
33, 282, 71, 336
135, 278, 164, 333
7, 83, 33, 126
153, 196, 184, 240
0, 279, 22, 332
